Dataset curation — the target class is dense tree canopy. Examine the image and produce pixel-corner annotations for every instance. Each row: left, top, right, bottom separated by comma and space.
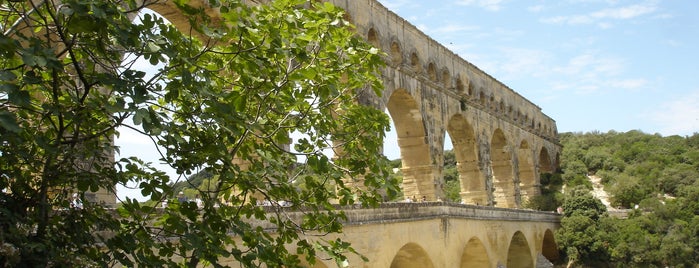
559, 130, 699, 208
0, 0, 395, 266
556, 131, 699, 267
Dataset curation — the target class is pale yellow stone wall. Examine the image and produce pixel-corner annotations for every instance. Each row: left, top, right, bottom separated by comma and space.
218, 203, 560, 268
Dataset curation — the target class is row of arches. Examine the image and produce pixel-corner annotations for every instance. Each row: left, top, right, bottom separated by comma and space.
364, 25, 557, 139
390, 229, 558, 268
387, 88, 558, 207
302, 229, 558, 268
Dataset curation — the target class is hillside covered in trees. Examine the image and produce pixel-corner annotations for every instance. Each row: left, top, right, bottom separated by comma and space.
550, 131, 699, 267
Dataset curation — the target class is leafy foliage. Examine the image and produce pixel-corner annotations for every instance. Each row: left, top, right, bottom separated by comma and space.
442, 149, 461, 202
556, 131, 699, 266
524, 172, 563, 211
0, 0, 394, 266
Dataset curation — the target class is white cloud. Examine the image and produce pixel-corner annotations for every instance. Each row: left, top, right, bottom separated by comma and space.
455, 0, 506, 12
433, 24, 480, 34
553, 52, 621, 77
590, 3, 657, 20
607, 78, 647, 90
663, 39, 683, 47
650, 91, 699, 136
541, 1, 658, 27
597, 22, 613, 29
527, 5, 546, 12
545, 51, 652, 95
495, 47, 552, 79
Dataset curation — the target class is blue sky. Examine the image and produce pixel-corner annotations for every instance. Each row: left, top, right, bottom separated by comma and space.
377, 0, 699, 138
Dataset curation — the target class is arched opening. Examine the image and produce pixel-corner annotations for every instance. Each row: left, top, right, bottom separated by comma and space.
455, 77, 464, 94
387, 90, 435, 200
427, 62, 437, 81
447, 115, 484, 205
491, 129, 515, 208
390, 243, 435, 268
507, 231, 534, 268
523, 115, 529, 127
367, 28, 379, 47
460, 237, 492, 268
410, 52, 421, 72
390, 41, 403, 66
442, 69, 450, 89
542, 229, 560, 263
518, 140, 538, 201
467, 81, 474, 96
539, 147, 553, 174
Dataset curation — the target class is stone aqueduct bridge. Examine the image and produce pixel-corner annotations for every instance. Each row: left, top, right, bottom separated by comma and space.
150, 0, 562, 209
140, 0, 563, 267
325, 0, 562, 208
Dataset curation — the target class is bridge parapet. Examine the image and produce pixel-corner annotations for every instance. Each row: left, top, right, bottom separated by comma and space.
248, 202, 560, 232
137, 203, 560, 267
247, 203, 561, 267
340, 202, 560, 225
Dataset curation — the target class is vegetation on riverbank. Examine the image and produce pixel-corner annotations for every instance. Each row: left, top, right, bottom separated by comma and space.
552, 131, 699, 267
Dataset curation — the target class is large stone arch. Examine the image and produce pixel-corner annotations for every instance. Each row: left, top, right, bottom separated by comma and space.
140, 0, 218, 36
539, 147, 554, 174
491, 129, 515, 208
506, 231, 534, 268
541, 229, 559, 263
447, 114, 484, 205
390, 243, 435, 268
386, 89, 435, 200
460, 237, 492, 268
518, 140, 538, 201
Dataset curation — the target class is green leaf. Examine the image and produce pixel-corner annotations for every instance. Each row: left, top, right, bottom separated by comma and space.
0, 111, 21, 133
133, 108, 149, 125
2, 84, 30, 107
0, 70, 17, 81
